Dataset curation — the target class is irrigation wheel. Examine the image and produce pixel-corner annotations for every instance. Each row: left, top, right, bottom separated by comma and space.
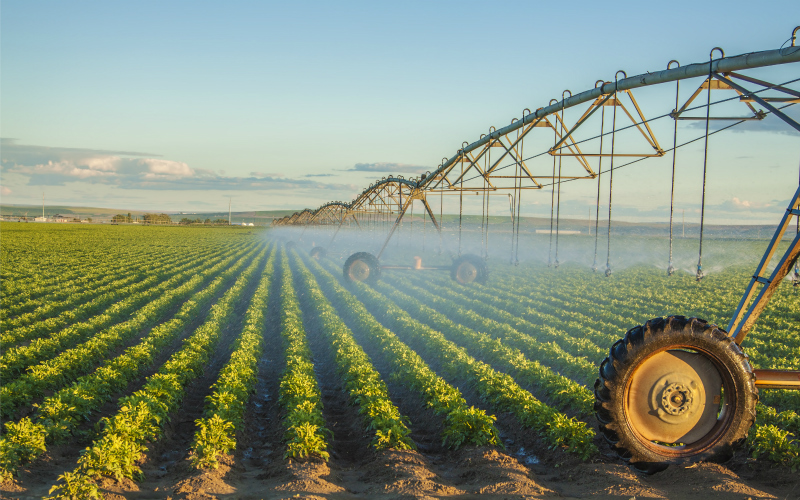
594, 316, 757, 474
450, 254, 488, 285
310, 246, 327, 260
343, 252, 381, 284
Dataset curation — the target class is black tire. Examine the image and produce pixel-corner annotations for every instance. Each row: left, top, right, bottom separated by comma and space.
343, 252, 381, 284
450, 254, 488, 285
594, 316, 757, 474
285, 240, 296, 250
310, 246, 327, 260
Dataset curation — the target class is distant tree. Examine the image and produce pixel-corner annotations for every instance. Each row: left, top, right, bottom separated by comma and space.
204, 218, 211, 224
87, 217, 93, 223
179, 218, 192, 225
127, 212, 132, 223
112, 214, 127, 223
142, 213, 172, 224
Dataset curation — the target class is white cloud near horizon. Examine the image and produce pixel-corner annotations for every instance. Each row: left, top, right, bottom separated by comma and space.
0, 139, 349, 191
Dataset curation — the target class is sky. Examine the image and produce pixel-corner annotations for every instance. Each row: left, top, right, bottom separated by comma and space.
1, 1, 799, 223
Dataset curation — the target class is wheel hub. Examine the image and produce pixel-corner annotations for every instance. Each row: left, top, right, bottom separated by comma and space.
659, 382, 695, 417
626, 350, 723, 444
456, 262, 477, 283
348, 260, 370, 281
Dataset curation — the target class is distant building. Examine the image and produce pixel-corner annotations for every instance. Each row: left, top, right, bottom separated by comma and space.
34, 216, 48, 222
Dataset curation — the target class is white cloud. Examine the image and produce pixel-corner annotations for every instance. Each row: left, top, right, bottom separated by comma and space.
139, 159, 194, 178
1, 186, 11, 195
0, 138, 349, 192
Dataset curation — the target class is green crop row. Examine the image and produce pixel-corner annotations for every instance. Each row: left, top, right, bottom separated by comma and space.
406, 272, 607, 361
276, 250, 331, 461
340, 270, 596, 459
305, 255, 501, 450
1, 244, 146, 303
190, 247, 277, 469
1, 244, 221, 334
0, 243, 259, 419
0, 244, 245, 380
292, 252, 414, 452
0, 245, 268, 480
383, 276, 594, 418
1, 246, 223, 349
44, 243, 267, 499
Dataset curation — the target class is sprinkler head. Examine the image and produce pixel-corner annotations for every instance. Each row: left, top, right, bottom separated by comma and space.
605, 266, 612, 277
667, 264, 675, 276
554, 260, 560, 269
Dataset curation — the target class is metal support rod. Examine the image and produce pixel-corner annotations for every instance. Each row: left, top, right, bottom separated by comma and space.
592, 103, 606, 272
728, 186, 800, 343
420, 196, 442, 233
378, 197, 413, 259
668, 60, 681, 276
712, 73, 800, 132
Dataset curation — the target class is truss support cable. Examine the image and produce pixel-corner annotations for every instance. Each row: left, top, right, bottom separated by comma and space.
548, 125, 557, 267
668, 71, 680, 277
555, 105, 565, 268
513, 129, 524, 265
440, 184, 444, 254
483, 148, 492, 260
592, 105, 606, 272
605, 85, 619, 277
697, 63, 714, 282
459, 159, 464, 256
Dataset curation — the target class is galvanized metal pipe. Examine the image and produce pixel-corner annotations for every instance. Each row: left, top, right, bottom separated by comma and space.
421, 47, 800, 189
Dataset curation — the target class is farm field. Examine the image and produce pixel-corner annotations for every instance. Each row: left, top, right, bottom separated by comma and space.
1, 223, 799, 499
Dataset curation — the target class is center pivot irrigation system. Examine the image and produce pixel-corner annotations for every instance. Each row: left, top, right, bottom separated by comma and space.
275, 29, 800, 471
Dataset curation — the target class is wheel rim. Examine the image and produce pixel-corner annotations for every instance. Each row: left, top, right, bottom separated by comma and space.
348, 259, 371, 281
455, 262, 478, 284
625, 348, 734, 456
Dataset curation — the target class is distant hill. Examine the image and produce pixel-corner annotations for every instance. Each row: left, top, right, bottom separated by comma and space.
0, 204, 302, 221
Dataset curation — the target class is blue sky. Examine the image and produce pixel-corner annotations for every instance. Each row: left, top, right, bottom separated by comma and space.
1, 1, 799, 223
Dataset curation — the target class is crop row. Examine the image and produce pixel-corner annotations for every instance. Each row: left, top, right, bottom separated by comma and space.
190, 246, 277, 468
0, 243, 260, 419
1, 240, 225, 322
44, 243, 268, 498
318, 261, 596, 458
275, 250, 332, 460
304, 254, 502, 449
0, 245, 270, 480
382, 275, 594, 417
0, 245, 224, 348
291, 251, 414, 452
0, 241, 254, 381
406, 272, 608, 362
1, 244, 147, 301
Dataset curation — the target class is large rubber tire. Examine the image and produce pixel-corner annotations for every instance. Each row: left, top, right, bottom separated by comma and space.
343, 252, 381, 284
310, 246, 327, 260
450, 254, 488, 285
594, 316, 757, 474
